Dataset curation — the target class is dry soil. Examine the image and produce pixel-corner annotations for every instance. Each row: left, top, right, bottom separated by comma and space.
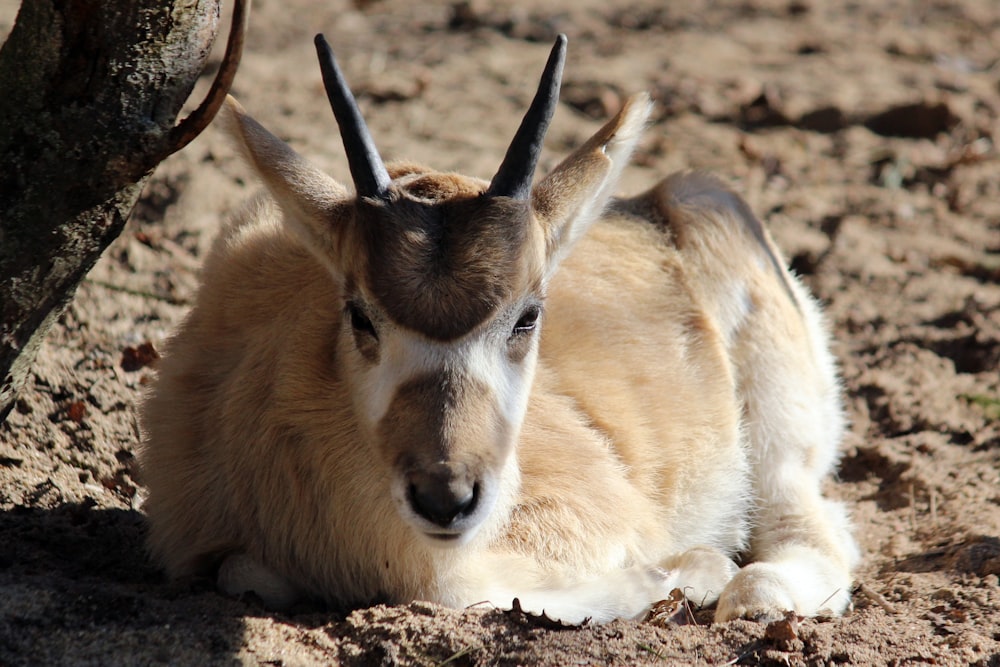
1, 0, 999, 665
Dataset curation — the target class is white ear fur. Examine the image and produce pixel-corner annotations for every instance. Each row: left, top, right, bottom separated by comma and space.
218, 96, 351, 268
532, 92, 653, 272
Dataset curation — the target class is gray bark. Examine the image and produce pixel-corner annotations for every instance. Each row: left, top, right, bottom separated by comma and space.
0, 0, 222, 422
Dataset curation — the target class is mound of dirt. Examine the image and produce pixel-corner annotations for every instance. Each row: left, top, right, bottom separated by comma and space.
1, 0, 998, 664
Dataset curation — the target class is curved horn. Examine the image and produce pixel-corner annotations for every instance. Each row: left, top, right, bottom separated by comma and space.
314, 34, 391, 200
487, 34, 567, 200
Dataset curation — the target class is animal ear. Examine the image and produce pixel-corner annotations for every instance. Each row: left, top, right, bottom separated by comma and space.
531, 93, 652, 271
218, 95, 352, 267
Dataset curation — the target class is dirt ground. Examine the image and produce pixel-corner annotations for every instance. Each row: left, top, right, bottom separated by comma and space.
2, 0, 1000, 664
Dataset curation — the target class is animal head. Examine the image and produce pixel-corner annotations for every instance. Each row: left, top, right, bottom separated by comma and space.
219, 34, 652, 546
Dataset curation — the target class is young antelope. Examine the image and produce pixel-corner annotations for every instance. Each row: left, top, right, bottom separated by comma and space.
140, 34, 859, 623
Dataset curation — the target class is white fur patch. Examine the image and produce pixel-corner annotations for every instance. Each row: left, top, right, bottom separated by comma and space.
355, 310, 539, 431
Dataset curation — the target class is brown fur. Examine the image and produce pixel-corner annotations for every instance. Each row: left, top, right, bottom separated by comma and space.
359, 193, 539, 341
377, 372, 510, 474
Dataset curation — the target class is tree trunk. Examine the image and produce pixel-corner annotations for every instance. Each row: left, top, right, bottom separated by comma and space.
0, 0, 223, 422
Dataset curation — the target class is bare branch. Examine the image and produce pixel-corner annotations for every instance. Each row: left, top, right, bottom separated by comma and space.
163, 0, 252, 158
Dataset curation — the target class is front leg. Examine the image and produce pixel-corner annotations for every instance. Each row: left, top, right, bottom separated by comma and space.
217, 552, 302, 610
454, 556, 671, 624
451, 546, 738, 624
660, 545, 739, 608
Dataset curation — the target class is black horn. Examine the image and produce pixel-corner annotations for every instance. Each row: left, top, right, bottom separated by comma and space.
315, 34, 392, 200
487, 34, 567, 200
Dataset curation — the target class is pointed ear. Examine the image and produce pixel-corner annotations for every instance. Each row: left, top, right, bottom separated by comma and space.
531, 93, 652, 271
218, 96, 353, 267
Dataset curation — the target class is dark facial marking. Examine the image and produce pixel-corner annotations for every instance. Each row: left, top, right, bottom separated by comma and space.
360, 195, 537, 341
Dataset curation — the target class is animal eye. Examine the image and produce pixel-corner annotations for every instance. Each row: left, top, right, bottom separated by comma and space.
346, 302, 378, 340
512, 306, 540, 336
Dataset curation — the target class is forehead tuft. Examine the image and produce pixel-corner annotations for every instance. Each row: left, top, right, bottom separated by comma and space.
358, 186, 541, 341
389, 166, 489, 202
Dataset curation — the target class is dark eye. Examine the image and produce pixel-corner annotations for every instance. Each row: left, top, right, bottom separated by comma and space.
512, 305, 540, 336
346, 302, 378, 340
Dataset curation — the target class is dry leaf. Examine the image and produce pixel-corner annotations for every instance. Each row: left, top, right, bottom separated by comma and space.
66, 401, 87, 424
764, 610, 801, 642
122, 342, 160, 372
646, 588, 698, 626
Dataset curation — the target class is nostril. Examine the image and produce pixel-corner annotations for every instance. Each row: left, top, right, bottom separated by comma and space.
407, 478, 479, 528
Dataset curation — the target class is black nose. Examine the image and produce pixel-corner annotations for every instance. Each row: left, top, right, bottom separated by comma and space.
406, 467, 479, 528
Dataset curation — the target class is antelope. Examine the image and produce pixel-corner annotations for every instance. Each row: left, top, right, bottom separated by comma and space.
139, 34, 859, 624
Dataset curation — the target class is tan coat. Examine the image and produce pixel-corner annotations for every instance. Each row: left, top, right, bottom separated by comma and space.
141, 81, 857, 623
